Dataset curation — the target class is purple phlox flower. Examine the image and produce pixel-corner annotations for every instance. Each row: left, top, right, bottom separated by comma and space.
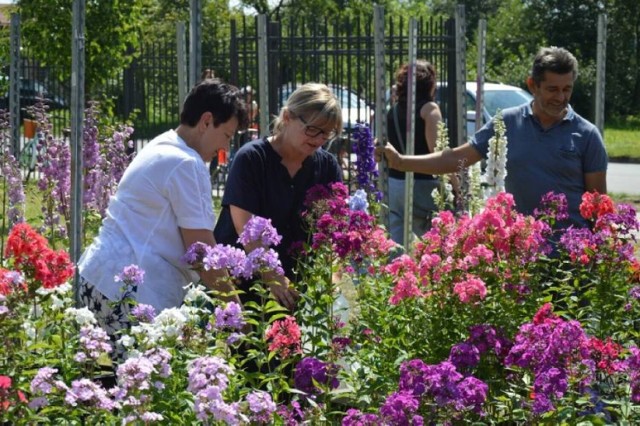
187, 356, 234, 395
596, 203, 639, 235
294, 357, 340, 396
246, 390, 277, 424
457, 376, 488, 413
277, 400, 306, 426
630, 286, 640, 300
30, 367, 59, 396
534, 191, 569, 222
348, 189, 369, 213
214, 301, 245, 331
398, 359, 431, 396
75, 325, 113, 362
449, 342, 481, 371
379, 391, 421, 425
621, 346, 640, 403
467, 324, 513, 360
238, 215, 282, 247
114, 264, 145, 287
341, 408, 380, 426
64, 378, 115, 410
187, 357, 243, 425
144, 347, 172, 378
1, 148, 25, 225
352, 122, 381, 201
202, 244, 248, 277
182, 241, 211, 266
243, 247, 284, 279
116, 356, 157, 393
131, 303, 156, 323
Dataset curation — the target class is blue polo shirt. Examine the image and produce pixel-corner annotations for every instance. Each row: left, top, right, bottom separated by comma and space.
214, 138, 343, 282
470, 103, 608, 228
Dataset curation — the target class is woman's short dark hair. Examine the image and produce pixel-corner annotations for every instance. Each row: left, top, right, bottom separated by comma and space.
180, 78, 249, 129
395, 60, 437, 104
531, 46, 579, 85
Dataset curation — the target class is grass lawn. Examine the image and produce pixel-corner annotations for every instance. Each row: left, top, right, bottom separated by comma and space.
605, 125, 640, 162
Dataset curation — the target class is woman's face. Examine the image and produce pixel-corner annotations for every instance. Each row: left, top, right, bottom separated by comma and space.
287, 112, 337, 156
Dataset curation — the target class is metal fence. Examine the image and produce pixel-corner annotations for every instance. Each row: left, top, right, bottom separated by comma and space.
4, 12, 461, 190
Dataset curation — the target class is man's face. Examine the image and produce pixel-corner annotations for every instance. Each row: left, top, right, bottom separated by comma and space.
527, 71, 574, 122
204, 116, 238, 162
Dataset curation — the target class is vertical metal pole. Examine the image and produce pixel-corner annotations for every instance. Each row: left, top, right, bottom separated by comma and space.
189, 0, 202, 88
9, 14, 20, 156
475, 19, 486, 133
71, 0, 85, 307
454, 5, 467, 146
373, 5, 389, 229
595, 14, 607, 136
257, 15, 269, 138
177, 22, 188, 109
402, 19, 417, 248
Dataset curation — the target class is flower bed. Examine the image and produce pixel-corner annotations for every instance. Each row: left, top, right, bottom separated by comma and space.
1, 116, 640, 423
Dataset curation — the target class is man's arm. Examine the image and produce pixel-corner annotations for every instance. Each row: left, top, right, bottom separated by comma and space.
377, 142, 483, 175
584, 171, 607, 194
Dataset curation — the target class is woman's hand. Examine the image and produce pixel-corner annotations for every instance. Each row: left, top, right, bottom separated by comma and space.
375, 143, 403, 170
262, 271, 299, 311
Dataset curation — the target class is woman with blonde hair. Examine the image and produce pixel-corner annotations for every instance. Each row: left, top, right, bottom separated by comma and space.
214, 83, 343, 311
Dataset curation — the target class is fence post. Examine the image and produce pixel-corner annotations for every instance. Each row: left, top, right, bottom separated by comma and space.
402, 18, 418, 249
177, 22, 188, 109
9, 13, 20, 157
257, 15, 270, 138
373, 5, 389, 229
596, 14, 607, 136
475, 19, 486, 133
454, 5, 467, 147
70, 0, 86, 307
189, 0, 202, 88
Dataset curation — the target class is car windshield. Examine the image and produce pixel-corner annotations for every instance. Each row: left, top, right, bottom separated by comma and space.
484, 90, 531, 117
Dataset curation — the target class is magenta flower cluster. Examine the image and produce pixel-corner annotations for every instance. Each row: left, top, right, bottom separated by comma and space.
304, 182, 395, 262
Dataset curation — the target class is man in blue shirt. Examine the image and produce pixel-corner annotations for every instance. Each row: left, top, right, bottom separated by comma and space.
377, 46, 608, 228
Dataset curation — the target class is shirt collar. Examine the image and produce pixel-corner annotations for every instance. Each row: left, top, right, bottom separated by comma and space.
523, 102, 575, 123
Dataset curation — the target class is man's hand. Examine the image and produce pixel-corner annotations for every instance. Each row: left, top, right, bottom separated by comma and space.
375, 143, 403, 170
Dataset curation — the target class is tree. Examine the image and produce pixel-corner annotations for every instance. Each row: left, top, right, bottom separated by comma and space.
17, 0, 147, 97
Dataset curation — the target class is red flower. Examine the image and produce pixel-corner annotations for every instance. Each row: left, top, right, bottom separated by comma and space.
532, 303, 556, 325
3, 223, 74, 292
588, 337, 623, 374
579, 191, 615, 222
0, 375, 27, 411
265, 316, 302, 358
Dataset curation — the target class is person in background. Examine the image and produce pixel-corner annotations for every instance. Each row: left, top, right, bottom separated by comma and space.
377, 46, 607, 229
214, 82, 343, 311
78, 78, 248, 337
386, 60, 448, 246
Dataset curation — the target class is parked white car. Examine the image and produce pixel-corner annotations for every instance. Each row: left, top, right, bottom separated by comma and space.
438, 82, 533, 137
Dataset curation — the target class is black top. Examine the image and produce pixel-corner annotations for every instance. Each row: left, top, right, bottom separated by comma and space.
386, 100, 437, 180
214, 138, 343, 285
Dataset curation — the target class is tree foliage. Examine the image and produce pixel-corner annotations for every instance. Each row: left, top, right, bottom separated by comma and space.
16, 0, 147, 97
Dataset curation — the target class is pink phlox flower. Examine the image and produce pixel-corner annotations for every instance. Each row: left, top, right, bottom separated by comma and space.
265, 316, 302, 358
453, 276, 487, 304
389, 273, 423, 305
